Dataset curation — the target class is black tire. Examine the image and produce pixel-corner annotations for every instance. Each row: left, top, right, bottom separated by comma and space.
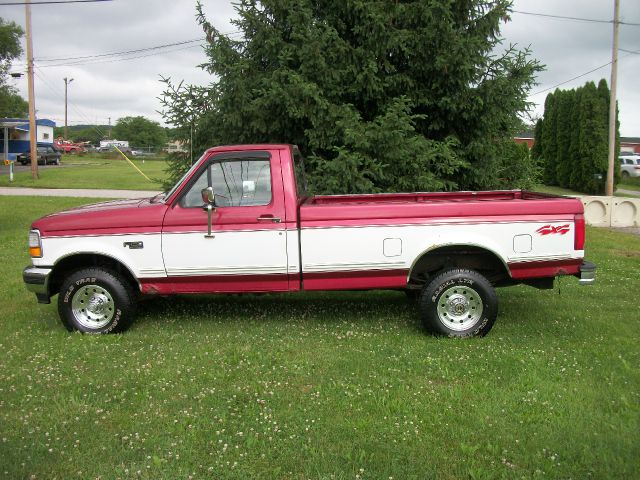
418, 268, 498, 337
622, 171, 630, 179
58, 268, 136, 334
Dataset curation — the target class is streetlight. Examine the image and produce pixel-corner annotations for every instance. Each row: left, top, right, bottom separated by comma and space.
63, 77, 73, 140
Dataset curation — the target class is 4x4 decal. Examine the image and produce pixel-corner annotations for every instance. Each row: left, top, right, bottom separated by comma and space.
536, 224, 570, 235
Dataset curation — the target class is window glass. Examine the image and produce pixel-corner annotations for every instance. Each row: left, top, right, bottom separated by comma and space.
37, 147, 46, 153
181, 158, 272, 208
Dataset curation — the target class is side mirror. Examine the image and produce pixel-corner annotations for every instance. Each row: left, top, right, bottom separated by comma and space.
201, 186, 216, 205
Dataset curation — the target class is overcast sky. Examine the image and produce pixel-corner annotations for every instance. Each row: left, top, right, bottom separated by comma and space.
1, 0, 638, 136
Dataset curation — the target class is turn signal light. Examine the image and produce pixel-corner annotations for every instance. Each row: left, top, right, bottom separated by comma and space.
28, 230, 42, 258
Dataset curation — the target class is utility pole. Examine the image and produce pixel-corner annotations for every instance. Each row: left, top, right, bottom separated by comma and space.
63, 77, 73, 140
25, 0, 38, 180
606, 0, 620, 197
108, 117, 111, 138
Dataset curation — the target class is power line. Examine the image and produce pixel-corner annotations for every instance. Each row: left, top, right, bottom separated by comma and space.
531, 61, 612, 96
620, 48, 640, 55
9, 30, 243, 69
530, 51, 635, 97
43, 44, 203, 67
34, 66, 109, 139
0, 0, 112, 5
36, 43, 204, 68
512, 10, 640, 27
36, 37, 206, 62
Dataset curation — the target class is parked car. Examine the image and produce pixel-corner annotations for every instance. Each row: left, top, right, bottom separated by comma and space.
17, 145, 62, 166
619, 155, 640, 179
23, 144, 595, 337
54, 140, 85, 154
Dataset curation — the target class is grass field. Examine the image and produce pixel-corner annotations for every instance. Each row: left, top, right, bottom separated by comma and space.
1, 196, 638, 479
619, 177, 640, 192
0, 155, 169, 191
535, 184, 640, 197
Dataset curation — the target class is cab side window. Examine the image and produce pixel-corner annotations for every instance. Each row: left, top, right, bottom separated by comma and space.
181, 158, 272, 208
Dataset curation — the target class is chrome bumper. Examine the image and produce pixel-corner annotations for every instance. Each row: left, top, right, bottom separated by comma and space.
579, 261, 596, 286
23, 266, 52, 304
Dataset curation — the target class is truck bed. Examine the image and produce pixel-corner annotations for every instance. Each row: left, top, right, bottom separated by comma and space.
299, 190, 583, 225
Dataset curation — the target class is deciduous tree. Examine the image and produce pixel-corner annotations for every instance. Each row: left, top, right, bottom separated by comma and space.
112, 116, 167, 149
0, 17, 28, 118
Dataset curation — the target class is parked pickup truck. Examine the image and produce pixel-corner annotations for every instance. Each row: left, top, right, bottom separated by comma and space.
23, 144, 596, 337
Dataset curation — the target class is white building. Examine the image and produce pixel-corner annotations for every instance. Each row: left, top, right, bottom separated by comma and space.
0, 118, 56, 157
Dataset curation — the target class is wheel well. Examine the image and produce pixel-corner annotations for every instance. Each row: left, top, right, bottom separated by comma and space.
48, 254, 139, 296
408, 245, 510, 286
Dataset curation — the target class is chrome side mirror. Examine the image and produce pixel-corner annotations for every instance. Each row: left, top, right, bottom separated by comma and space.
201, 186, 216, 205
201, 187, 216, 239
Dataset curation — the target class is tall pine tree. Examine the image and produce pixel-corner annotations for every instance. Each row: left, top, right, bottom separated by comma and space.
537, 79, 618, 194
160, 0, 542, 194
540, 91, 558, 185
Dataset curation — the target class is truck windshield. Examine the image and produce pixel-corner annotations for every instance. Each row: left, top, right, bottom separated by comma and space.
163, 154, 207, 201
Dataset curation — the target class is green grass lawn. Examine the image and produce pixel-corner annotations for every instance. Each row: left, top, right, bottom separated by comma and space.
535, 184, 640, 197
0, 155, 169, 191
1, 197, 638, 479
618, 177, 640, 192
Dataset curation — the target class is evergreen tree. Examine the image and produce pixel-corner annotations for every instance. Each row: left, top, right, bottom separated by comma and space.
567, 88, 583, 190
574, 82, 608, 194
540, 91, 558, 185
160, 0, 541, 193
531, 118, 543, 162
554, 89, 574, 188
597, 78, 620, 187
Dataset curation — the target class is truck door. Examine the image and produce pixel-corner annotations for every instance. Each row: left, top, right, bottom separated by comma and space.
161, 150, 289, 293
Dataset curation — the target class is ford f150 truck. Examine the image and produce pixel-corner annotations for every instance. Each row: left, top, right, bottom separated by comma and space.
23, 144, 596, 337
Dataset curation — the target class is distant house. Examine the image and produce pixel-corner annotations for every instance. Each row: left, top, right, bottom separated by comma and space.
0, 118, 56, 158
165, 140, 187, 153
514, 131, 640, 154
621, 137, 640, 154
514, 130, 534, 149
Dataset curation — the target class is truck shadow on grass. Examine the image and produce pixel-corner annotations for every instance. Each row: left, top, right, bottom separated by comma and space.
135, 290, 423, 332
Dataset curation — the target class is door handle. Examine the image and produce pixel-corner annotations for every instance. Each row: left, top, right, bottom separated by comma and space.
257, 215, 281, 223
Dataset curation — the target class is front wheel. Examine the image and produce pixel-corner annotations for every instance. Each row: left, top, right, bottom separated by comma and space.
418, 268, 498, 337
58, 268, 136, 333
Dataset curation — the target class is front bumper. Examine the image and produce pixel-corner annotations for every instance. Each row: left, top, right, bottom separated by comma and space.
578, 261, 596, 286
23, 266, 52, 304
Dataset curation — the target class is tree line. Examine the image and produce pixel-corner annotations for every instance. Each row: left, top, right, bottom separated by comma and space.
532, 79, 619, 195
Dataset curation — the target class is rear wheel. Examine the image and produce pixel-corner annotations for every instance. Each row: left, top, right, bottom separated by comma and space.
58, 268, 136, 333
622, 171, 630, 179
419, 268, 498, 337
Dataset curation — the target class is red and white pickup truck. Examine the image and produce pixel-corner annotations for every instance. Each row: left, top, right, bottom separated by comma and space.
23, 144, 596, 337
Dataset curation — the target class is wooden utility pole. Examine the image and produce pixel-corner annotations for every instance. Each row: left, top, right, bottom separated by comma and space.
606, 0, 620, 196
64, 77, 73, 139
25, 0, 38, 180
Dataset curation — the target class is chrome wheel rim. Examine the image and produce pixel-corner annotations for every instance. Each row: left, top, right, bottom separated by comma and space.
71, 284, 115, 329
436, 285, 484, 331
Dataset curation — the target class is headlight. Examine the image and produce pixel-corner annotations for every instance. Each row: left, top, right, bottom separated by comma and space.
28, 229, 42, 258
